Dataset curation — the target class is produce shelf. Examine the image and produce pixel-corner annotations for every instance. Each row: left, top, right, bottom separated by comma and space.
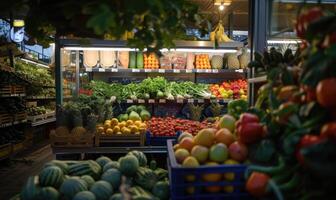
248, 75, 267, 83
0, 93, 26, 98
31, 117, 56, 127
51, 146, 167, 155
26, 96, 72, 100
115, 98, 232, 104
0, 119, 27, 128
85, 67, 246, 74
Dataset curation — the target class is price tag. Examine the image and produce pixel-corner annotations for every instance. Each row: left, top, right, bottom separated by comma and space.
159, 99, 166, 103
126, 99, 133, 103
148, 99, 155, 104
212, 69, 218, 73
111, 68, 118, 72
138, 99, 145, 103
158, 69, 165, 73
188, 99, 194, 103
205, 69, 211, 73
185, 69, 192, 73
235, 69, 244, 73
144, 69, 152, 73
132, 69, 140, 72
198, 99, 204, 103
86, 68, 92, 72
177, 99, 184, 103
98, 68, 105, 72
173, 69, 180, 73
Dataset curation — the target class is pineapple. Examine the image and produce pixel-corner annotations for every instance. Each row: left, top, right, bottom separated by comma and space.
55, 106, 70, 136
71, 114, 86, 137
238, 48, 250, 69
225, 53, 240, 69
211, 55, 223, 69
86, 113, 98, 133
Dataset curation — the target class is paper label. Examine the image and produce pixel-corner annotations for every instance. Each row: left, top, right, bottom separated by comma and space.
148, 99, 155, 103
159, 99, 166, 103
144, 69, 152, 72
86, 68, 92, 72
126, 99, 133, 103
177, 99, 184, 103
138, 99, 145, 103
111, 68, 118, 72
173, 69, 180, 73
98, 68, 105, 72
132, 69, 140, 72
158, 69, 165, 73
188, 99, 194, 103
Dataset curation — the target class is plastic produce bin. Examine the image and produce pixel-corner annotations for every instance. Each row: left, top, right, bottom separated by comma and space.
167, 139, 252, 200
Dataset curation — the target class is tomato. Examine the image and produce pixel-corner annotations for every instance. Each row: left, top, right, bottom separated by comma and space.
316, 78, 336, 109
296, 135, 322, 165
320, 122, 336, 139
246, 172, 270, 197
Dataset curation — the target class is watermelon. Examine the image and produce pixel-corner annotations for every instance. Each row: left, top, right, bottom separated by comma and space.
60, 177, 88, 200
103, 161, 120, 172
37, 187, 60, 200
81, 175, 95, 189
134, 167, 158, 191
39, 166, 64, 188
127, 151, 147, 167
119, 155, 139, 176
109, 193, 123, 200
44, 160, 69, 174
129, 52, 136, 68
152, 181, 170, 200
101, 168, 121, 189
136, 52, 144, 69
149, 160, 157, 170
21, 176, 41, 200
73, 191, 96, 200
96, 156, 112, 168
90, 180, 113, 200
68, 160, 102, 180
154, 168, 168, 181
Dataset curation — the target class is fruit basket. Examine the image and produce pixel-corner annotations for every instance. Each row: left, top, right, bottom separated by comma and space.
145, 131, 180, 146
167, 139, 250, 200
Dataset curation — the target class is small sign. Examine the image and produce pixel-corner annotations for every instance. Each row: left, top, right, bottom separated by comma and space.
177, 99, 184, 103
159, 99, 166, 103
198, 99, 204, 103
98, 68, 105, 72
235, 69, 244, 73
86, 68, 92, 72
205, 69, 211, 73
132, 69, 141, 72
138, 99, 145, 103
212, 69, 219, 73
173, 69, 180, 73
188, 99, 194, 103
126, 99, 133, 103
148, 99, 155, 104
111, 68, 118, 72
144, 69, 152, 72
186, 69, 192, 73
158, 69, 165, 73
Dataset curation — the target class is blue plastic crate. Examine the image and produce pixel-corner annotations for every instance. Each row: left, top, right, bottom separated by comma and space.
167, 139, 253, 200
146, 131, 181, 146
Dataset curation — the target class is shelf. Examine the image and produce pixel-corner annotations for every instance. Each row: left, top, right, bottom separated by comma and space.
85, 68, 245, 74
31, 117, 56, 127
26, 96, 72, 100
52, 146, 167, 155
115, 98, 232, 104
248, 75, 267, 83
0, 93, 26, 98
0, 119, 27, 128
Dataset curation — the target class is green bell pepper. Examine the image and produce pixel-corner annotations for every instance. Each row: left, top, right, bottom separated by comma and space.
228, 99, 248, 119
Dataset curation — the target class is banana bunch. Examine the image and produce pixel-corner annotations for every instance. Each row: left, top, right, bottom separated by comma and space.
210, 21, 233, 43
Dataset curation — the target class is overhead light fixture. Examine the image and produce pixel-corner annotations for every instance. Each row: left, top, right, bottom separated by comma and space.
219, 3, 225, 11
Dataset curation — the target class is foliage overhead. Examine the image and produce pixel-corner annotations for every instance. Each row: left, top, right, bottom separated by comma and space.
0, 0, 209, 50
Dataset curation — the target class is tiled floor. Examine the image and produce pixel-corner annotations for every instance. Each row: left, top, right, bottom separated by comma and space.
0, 144, 54, 199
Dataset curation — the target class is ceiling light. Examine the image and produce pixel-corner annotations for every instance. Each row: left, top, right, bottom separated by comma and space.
219, 3, 224, 11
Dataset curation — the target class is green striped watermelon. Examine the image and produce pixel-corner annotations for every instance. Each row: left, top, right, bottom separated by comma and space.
44, 160, 69, 175
110, 193, 123, 200
103, 161, 119, 172
90, 180, 113, 200
73, 191, 96, 200
127, 150, 147, 167
21, 176, 41, 200
96, 156, 112, 168
68, 160, 101, 180
60, 177, 88, 200
37, 187, 60, 200
101, 168, 121, 190
81, 175, 95, 189
39, 166, 64, 188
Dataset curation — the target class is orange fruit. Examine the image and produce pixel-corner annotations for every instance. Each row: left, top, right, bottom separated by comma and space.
179, 137, 195, 152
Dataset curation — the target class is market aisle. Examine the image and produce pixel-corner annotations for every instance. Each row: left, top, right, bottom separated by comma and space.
0, 144, 54, 199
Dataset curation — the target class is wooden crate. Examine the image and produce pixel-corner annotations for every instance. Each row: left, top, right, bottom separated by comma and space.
0, 143, 12, 160
95, 133, 145, 147
0, 85, 12, 96
12, 142, 24, 154
0, 113, 13, 125
15, 112, 27, 121
50, 130, 94, 148
45, 111, 56, 119
13, 85, 25, 94
27, 114, 45, 122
